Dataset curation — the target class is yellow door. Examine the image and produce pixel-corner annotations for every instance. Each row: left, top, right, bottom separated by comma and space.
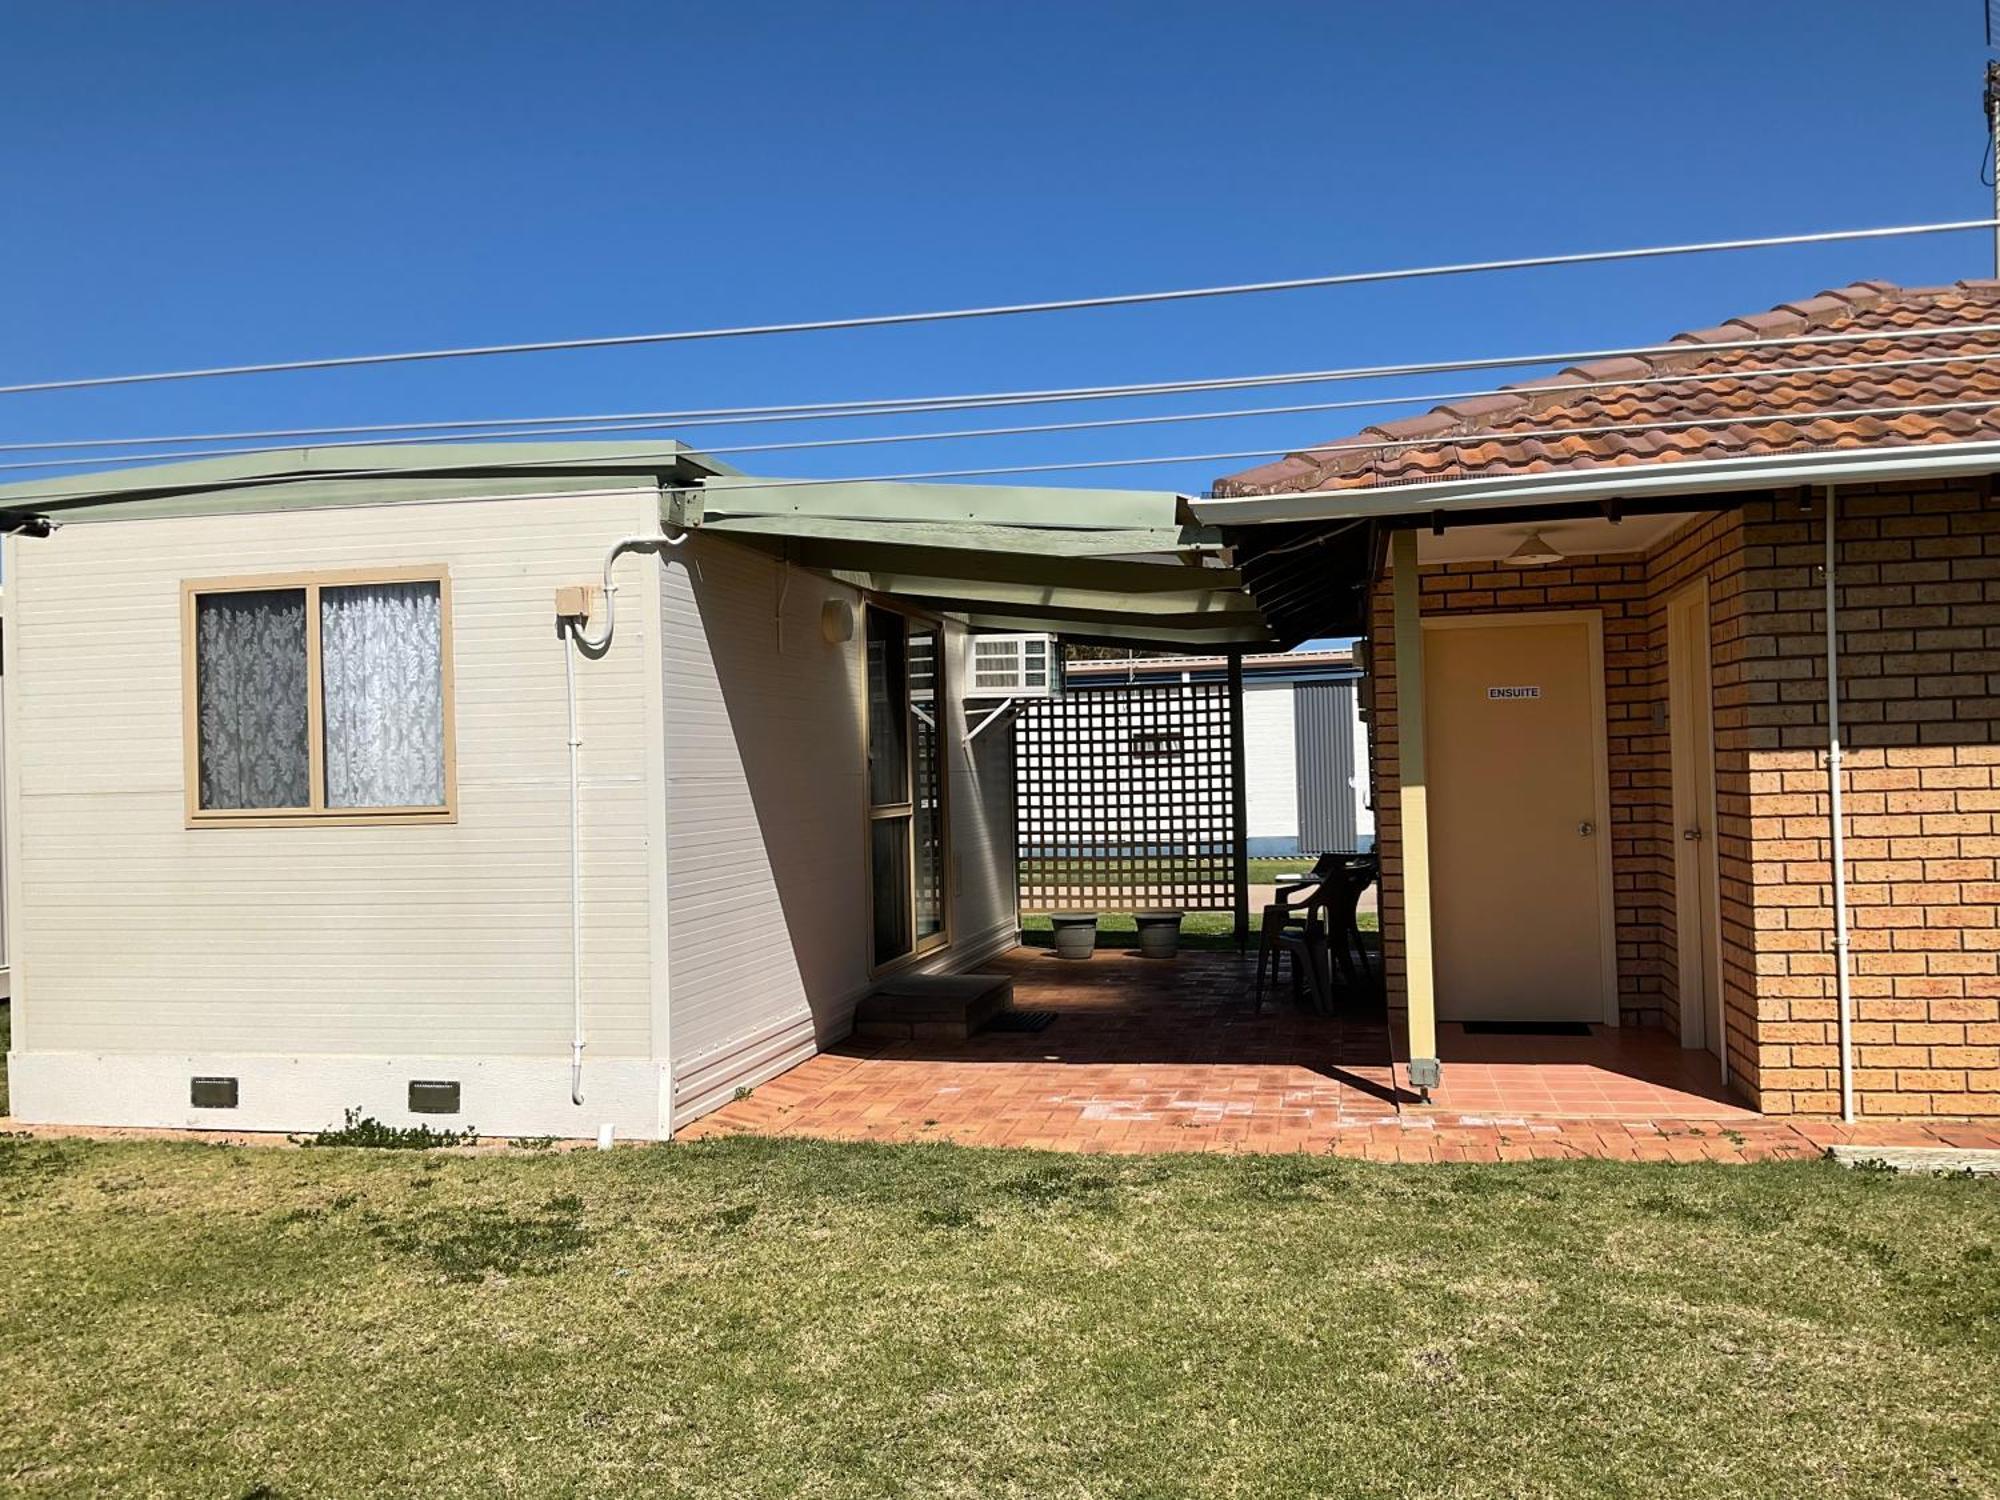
1424, 616, 1608, 1022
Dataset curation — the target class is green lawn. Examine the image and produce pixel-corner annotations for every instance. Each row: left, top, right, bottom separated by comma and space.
1021, 910, 1243, 950
1020, 910, 1378, 951
1022, 856, 1347, 889
0, 1136, 1994, 1497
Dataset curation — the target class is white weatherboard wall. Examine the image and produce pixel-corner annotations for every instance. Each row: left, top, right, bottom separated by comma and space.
1243, 682, 1299, 855
4, 488, 673, 1138
660, 535, 1018, 1126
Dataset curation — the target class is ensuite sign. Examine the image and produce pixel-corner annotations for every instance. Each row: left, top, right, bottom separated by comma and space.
1487, 685, 1542, 701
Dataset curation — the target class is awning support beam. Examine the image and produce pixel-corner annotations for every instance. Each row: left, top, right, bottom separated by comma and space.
1228, 651, 1251, 949
1391, 529, 1441, 1097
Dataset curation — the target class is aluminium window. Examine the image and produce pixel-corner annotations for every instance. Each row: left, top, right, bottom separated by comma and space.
182, 567, 456, 825
865, 606, 948, 967
1129, 728, 1185, 761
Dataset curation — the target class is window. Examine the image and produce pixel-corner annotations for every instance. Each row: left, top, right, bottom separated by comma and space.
183, 568, 455, 825
865, 606, 948, 967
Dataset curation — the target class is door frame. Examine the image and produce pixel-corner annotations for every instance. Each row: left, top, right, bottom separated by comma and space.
1420, 609, 1620, 1026
859, 598, 955, 978
1666, 579, 1727, 1073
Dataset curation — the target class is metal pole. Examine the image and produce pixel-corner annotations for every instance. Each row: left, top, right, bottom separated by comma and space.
1824, 486, 1855, 1123
1227, 650, 1251, 949
1988, 62, 2000, 278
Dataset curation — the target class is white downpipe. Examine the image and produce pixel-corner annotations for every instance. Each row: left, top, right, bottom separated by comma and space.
1824, 486, 1856, 1123
564, 630, 585, 1103
561, 527, 689, 1107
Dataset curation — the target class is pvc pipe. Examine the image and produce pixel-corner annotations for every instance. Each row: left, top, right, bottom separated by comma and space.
565, 627, 584, 1104
560, 525, 689, 1108
1824, 486, 1855, 1123
570, 530, 688, 654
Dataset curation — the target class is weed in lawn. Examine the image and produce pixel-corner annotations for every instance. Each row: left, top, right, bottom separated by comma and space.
372, 1193, 593, 1282
915, 1200, 984, 1231
1229, 1153, 1347, 1204
0, 1132, 73, 1204
704, 1202, 758, 1233
993, 1161, 1119, 1211
293, 1108, 480, 1150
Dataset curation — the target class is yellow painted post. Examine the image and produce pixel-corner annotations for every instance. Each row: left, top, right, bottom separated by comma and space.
1391, 528, 1440, 1095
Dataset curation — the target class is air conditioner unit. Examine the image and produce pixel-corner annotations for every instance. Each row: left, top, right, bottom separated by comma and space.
966, 633, 1059, 699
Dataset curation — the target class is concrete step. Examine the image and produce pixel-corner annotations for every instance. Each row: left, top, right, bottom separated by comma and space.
853, 972, 1016, 1042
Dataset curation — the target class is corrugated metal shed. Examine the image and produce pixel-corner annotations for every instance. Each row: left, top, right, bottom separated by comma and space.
1295, 680, 1362, 854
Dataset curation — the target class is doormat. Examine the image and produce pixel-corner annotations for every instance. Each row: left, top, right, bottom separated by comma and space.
984, 1009, 1057, 1034
1460, 1021, 1593, 1037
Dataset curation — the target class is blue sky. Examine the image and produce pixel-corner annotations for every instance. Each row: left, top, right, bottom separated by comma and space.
1, 0, 1995, 500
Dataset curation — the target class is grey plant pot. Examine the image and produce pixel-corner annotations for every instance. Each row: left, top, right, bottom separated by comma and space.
1050, 913, 1099, 960
1135, 910, 1184, 959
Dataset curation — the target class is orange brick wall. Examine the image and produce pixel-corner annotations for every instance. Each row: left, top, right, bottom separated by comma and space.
1365, 484, 2000, 1120
1737, 484, 2000, 1117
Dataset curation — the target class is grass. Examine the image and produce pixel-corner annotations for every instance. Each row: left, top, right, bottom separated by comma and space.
1022, 911, 1243, 950
1020, 910, 1378, 951
1022, 856, 1349, 889
0, 1135, 1994, 1498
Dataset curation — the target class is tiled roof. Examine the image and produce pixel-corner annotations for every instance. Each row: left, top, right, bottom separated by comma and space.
1213, 279, 2000, 496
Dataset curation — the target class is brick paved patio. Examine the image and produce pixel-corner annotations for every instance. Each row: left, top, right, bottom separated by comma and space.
682, 948, 2000, 1160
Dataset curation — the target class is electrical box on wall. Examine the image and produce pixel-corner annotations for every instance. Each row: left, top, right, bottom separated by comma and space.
554, 585, 598, 621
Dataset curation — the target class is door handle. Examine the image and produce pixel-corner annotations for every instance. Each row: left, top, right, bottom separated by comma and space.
1683, 826, 1704, 842
1577, 821, 1594, 837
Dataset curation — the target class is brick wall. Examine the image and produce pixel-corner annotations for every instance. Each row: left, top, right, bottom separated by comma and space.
1365, 484, 2000, 1120
1736, 484, 2000, 1118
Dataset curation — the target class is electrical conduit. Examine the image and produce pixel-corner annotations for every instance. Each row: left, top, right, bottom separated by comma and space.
560, 526, 690, 1110
1824, 486, 1855, 1123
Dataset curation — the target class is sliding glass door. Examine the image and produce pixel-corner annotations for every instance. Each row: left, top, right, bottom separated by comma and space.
866, 606, 948, 968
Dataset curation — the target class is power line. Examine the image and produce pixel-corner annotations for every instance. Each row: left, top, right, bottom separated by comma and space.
7, 315, 2000, 464
2, 345, 1999, 479
0, 218, 1992, 398
15, 394, 2000, 508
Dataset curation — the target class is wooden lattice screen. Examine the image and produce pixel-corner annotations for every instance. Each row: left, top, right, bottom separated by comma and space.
1016, 683, 1237, 912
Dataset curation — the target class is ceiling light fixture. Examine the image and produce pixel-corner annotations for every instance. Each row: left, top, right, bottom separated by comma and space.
1503, 532, 1565, 567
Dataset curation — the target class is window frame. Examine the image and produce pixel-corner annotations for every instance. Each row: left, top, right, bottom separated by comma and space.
861, 600, 952, 975
180, 565, 458, 829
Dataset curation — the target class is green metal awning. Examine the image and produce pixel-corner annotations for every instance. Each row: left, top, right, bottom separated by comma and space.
684, 475, 1271, 648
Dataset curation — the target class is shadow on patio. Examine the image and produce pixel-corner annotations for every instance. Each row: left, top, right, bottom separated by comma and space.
681, 948, 1756, 1154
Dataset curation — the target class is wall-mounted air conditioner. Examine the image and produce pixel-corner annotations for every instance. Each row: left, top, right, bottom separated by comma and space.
967, 633, 1060, 700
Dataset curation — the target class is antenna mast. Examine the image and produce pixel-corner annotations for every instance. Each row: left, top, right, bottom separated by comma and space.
1988, 60, 2000, 276
1987, 4, 2000, 275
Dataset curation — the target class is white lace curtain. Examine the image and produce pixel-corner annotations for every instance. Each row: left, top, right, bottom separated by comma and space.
194, 581, 445, 811
320, 582, 445, 808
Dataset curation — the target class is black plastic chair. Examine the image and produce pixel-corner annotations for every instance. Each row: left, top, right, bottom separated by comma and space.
1321, 854, 1380, 991
1252, 853, 1344, 1010
1253, 852, 1379, 1012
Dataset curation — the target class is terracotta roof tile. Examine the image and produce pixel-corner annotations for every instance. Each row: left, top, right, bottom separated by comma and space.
1212, 280, 2000, 497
